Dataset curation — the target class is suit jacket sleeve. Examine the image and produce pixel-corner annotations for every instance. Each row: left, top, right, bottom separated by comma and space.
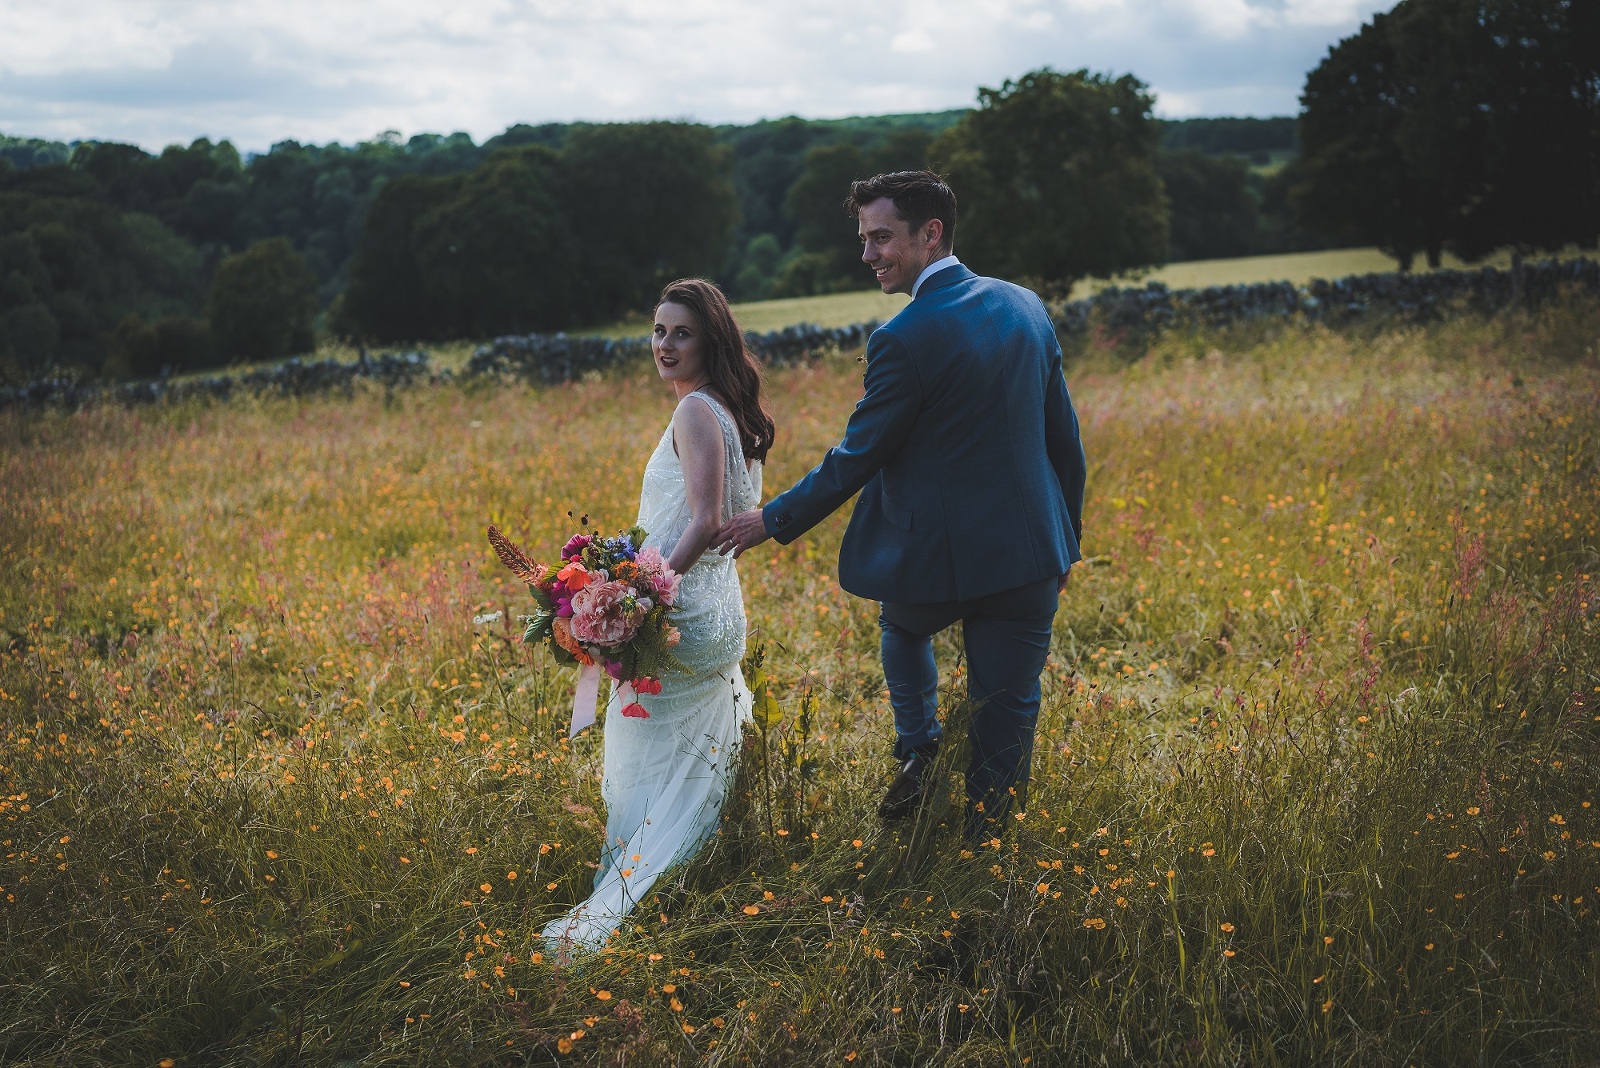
762, 329, 922, 543
1043, 336, 1087, 546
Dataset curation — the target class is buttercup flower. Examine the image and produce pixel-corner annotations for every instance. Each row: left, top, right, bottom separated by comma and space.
571, 581, 646, 646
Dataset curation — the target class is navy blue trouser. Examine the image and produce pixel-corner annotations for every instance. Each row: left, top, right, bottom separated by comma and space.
879, 576, 1059, 836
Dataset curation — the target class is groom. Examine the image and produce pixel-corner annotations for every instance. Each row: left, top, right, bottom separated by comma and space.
714, 171, 1085, 840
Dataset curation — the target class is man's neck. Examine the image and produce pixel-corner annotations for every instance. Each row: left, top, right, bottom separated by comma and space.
911, 254, 961, 298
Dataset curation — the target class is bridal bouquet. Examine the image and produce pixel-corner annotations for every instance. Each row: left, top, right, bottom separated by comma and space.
488, 523, 683, 733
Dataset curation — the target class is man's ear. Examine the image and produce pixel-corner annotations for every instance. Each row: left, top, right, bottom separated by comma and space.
921, 218, 944, 251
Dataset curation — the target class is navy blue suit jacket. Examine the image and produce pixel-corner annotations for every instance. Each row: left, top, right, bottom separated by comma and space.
762, 263, 1086, 604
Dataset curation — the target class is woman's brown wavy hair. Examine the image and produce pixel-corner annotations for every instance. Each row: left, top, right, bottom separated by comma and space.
655, 278, 776, 464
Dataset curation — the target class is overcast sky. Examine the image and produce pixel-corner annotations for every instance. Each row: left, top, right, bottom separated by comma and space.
1, 0, 1392, 153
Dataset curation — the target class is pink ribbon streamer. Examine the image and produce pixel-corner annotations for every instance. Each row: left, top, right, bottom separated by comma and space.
569, 663, 602, 738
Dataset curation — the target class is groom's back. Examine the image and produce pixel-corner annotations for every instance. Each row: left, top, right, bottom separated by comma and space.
854, 266, 1081, 602
890, 272, 1061, 442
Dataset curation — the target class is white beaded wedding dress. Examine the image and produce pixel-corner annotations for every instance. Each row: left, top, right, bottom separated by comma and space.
543, 391, 760, 951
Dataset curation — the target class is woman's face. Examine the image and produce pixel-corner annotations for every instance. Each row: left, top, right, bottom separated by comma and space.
652, 302, 709, 390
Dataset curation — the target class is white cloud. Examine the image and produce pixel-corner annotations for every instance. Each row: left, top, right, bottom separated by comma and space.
1281, 0, 1382, 26
0, 0, 1394, 151
891, 27, 937, 53
1174, 0, 1263, 39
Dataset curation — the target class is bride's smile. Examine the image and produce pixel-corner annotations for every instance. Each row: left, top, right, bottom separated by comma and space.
652, 303, 710, 396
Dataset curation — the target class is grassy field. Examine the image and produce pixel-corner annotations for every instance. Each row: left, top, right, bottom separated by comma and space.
1082, 246, 1500, 296
2, 300, 1598, 1065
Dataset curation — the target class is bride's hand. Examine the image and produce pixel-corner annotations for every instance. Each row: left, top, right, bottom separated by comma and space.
713, 508, 770, 558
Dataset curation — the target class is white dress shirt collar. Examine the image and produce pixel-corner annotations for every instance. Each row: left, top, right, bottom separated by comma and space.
911, 254, 961, 298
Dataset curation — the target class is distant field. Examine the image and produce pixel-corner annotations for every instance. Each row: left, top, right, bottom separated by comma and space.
730, 290, 913, 333
1086, 245, 1539, 295
709, 246, 1563, 334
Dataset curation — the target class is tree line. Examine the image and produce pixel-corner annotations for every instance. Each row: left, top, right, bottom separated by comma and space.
1, 0, 1592, 381
0, 107, 1313, 378
1294, 0, 1596, 270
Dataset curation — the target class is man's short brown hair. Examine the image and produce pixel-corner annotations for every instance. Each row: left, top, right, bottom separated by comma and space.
844, 171, 957, 253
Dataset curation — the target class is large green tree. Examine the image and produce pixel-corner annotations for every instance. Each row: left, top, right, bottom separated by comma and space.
1296, 0, 1598, 268
411, 147, 579, 336
931, 68, 1168, 292
207, 237, 318, 361
1295, 3, 1466, 267
1446, 0, 1599, 260
557, 123, 737, 319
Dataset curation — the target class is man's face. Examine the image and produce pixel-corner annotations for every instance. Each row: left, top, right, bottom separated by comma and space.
858, 198, 940, 296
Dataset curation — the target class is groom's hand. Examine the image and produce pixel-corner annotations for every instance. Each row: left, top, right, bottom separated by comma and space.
714, 508, 772, 558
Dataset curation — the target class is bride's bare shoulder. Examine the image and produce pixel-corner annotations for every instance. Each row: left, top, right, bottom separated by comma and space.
669, 392, 723, 458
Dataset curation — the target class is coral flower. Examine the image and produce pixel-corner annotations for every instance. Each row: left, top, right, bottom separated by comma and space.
557, 560, 594, 591
621, 702, 651, 719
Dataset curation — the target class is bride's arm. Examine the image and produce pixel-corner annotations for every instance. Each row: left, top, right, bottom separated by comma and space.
666, 396, 727, 575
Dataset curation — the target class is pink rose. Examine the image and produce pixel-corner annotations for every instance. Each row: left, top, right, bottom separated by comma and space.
635, 546, 680, 607
569, 580, 645, 646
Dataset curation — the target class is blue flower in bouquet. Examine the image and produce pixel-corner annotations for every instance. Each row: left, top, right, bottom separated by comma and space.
603, 533, 638, 561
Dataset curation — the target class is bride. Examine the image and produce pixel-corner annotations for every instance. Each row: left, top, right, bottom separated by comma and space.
542, 278, 772, 952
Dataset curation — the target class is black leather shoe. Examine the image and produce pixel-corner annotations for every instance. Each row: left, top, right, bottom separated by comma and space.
878, 743, 940, 820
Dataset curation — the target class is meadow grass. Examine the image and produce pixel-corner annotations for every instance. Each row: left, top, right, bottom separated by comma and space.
1, 300, 1597, 1066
